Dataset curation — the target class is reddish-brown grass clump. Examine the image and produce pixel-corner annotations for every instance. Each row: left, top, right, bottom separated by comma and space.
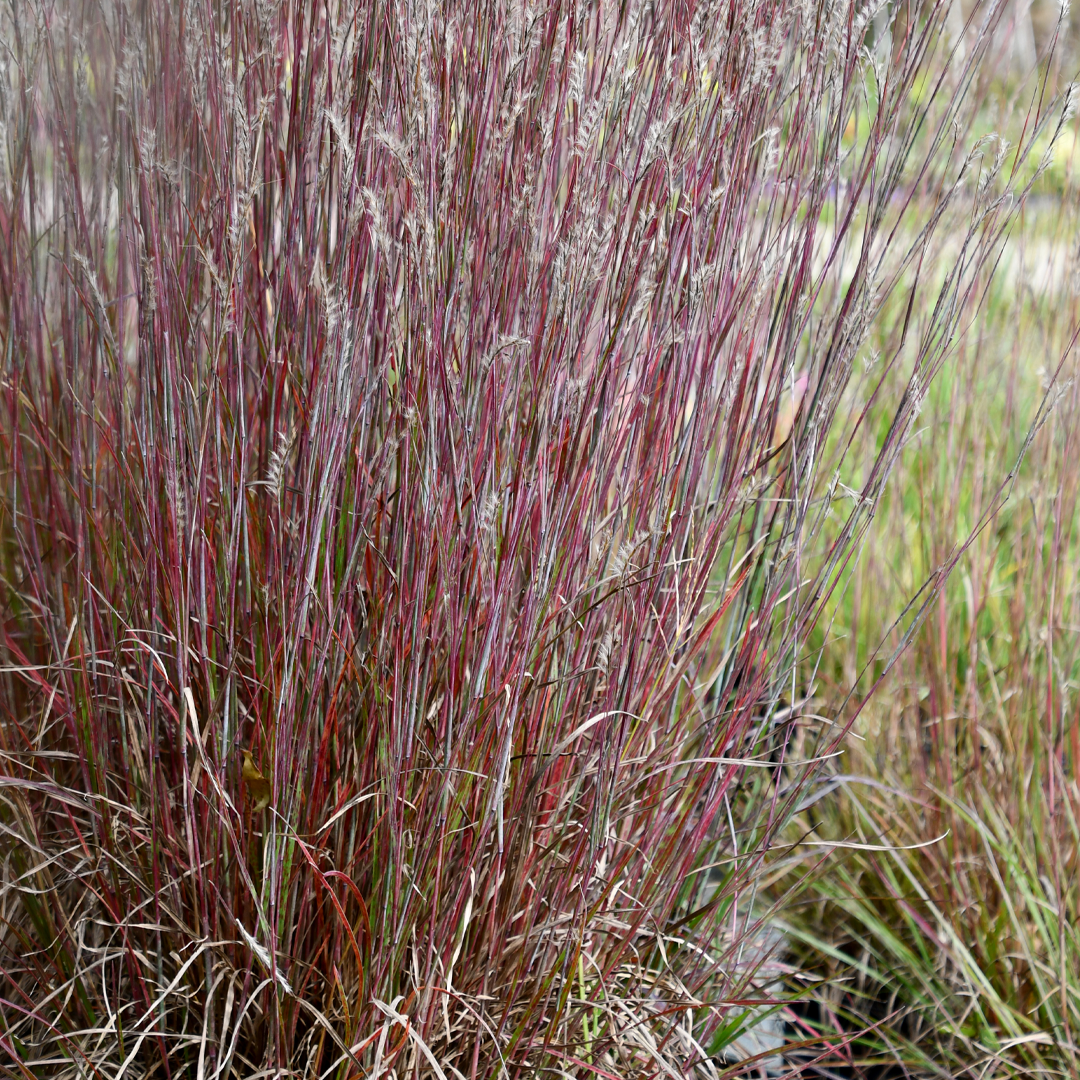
0, 0, 1048, 1075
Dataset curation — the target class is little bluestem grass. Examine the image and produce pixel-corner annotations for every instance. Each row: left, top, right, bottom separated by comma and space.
0, 0, 1051, 1076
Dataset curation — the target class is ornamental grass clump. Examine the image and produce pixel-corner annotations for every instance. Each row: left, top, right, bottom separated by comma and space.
0, 0, 1048, 1075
